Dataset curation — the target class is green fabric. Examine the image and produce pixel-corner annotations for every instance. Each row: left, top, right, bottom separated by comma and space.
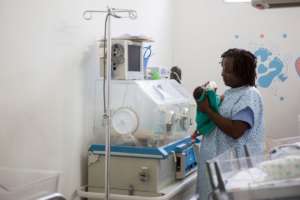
196, 89, 221, 136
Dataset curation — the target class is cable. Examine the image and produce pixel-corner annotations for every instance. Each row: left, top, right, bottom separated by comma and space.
170, 71, 182, 84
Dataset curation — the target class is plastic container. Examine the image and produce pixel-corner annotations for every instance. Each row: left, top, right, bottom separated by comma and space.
269, 136, 300, 150
0, 167, 60, 200
206, 138, 300, 200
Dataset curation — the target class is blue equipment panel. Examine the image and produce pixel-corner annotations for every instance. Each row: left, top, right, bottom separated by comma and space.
89, 136, 200, 159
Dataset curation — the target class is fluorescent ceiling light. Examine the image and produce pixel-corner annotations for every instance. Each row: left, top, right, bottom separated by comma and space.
224, 0, 251, 2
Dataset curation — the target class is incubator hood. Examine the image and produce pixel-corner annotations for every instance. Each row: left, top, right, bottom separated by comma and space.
94, 79, 196, 148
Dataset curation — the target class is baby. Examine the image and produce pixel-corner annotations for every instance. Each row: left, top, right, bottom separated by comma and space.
192, 81, 222, 139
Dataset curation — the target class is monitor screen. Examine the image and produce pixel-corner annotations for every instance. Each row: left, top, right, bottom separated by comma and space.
128, 45, 141, 72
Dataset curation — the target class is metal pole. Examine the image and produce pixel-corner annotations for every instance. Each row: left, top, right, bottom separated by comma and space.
82, 8, 137, 200
104, 8, 112, 200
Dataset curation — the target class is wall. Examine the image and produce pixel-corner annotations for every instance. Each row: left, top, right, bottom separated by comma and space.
0, 0, 174, 198
173, 0, 300, 140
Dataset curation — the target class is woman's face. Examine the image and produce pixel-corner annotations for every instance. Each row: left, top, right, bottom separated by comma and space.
221, 57, 242, 88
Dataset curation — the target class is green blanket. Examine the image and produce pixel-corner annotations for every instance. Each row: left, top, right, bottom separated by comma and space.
196, 89, 221, 136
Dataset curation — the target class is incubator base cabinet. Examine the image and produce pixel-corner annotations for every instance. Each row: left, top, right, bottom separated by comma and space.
87, 142, 198, 199
81, 80, 199, 199
88, 154, 175, 196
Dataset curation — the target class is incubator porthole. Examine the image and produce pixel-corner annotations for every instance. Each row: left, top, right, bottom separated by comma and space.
112, 107, 139, 135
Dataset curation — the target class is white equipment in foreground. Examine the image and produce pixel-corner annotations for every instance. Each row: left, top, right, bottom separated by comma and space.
0, 168, 62, 200
207, 136, 300, 200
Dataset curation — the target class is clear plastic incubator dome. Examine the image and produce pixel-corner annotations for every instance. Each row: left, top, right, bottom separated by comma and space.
94, 79, 196, 147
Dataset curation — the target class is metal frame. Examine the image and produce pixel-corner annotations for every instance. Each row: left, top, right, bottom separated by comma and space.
206, 145, 252, 200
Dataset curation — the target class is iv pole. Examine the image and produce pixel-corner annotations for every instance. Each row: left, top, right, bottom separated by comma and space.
82, 7, 137, 200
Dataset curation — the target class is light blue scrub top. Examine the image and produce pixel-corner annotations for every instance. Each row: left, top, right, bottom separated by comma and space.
232, 107, 254, 128
197, 86, 264, 200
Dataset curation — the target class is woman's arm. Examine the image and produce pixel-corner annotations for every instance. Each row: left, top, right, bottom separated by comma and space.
198, 98, 249, 139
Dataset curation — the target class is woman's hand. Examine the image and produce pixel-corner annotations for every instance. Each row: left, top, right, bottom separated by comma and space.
220, 94, 225, 102
203, 81, 218, 92
202, 81, 209, 88
197, 97, 210, 113
191, 130, 198, 142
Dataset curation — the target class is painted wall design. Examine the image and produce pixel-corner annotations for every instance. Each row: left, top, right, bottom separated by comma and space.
233, 33, 300, 101
255, 47, 288, 88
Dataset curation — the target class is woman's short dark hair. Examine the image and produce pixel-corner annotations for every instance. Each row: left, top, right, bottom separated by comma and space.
221, 48, 257, 86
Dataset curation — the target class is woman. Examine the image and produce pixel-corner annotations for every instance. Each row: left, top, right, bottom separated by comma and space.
196, 48, 264, 199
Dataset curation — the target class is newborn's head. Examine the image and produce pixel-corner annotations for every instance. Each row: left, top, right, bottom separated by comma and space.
193, 86, 205, 101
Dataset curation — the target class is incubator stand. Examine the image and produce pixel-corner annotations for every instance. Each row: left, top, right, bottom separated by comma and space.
207, 138, 300, 200
80, 80, 199, 200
